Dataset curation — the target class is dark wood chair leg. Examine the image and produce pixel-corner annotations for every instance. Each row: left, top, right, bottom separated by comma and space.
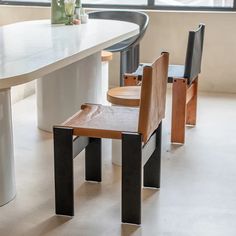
144, 122, 162, 188
122, 132, 142, 225
85, 138, 102, 182
171, 78, 187, 144
53, 127, 74, 216
186, 78, 198, 126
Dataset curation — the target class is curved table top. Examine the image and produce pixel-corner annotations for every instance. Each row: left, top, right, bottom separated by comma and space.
0, 19, 139, 89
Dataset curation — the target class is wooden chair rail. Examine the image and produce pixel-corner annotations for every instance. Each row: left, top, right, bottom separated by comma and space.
186, 81, 197, 104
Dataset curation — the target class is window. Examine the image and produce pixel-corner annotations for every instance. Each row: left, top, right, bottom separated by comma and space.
0, 0, 235, 11
82, 0, 236, 10
83, 0, 147, 5
155, 0, 234, 7
0, 0, 50, 5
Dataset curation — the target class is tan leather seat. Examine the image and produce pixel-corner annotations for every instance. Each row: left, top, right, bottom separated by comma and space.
62, 104, 139, 139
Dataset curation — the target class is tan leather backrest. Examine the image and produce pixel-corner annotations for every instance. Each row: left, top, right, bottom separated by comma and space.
138, 52, 169, 143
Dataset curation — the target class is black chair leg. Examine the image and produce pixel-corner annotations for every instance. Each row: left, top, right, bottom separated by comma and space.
144, 122, 162, 188
133, 44, 140, 71
53, 127, 74, 216
122, 132, 142, 225
85, 138, 102, 182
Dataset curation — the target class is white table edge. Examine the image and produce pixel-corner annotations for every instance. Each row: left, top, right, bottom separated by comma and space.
0, 26, 139, 89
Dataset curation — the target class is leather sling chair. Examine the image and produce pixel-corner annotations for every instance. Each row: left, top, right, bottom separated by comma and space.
53, 52, 169, 225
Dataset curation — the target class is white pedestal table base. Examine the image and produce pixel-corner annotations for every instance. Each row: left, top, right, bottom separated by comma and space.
37, 52, 102, 132
0, 88, 16, 206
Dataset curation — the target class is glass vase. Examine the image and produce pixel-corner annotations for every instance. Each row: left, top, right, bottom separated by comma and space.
51, 0, 67, 24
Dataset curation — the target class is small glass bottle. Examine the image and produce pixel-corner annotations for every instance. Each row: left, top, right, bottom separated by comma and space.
80, 7, 88, 24
51, 0, 67, 24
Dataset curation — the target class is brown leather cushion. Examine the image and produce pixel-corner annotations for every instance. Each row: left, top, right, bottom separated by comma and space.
62, 104, 139, 139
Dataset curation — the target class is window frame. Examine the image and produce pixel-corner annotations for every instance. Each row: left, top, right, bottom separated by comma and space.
0, 0, 236, 11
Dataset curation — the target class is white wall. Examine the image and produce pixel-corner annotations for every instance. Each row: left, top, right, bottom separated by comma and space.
141, 11, 236, 93
0, 6, 236, 95
0, 5, 49, 25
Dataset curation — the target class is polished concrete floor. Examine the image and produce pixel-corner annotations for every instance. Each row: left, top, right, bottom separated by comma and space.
0, 92, 236, 236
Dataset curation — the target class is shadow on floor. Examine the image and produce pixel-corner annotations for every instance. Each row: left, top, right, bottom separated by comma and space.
26, 215, 71, 236
121, 223, 142, 236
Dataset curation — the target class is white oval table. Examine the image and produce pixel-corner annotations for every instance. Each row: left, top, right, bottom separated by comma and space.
0, 19, 139, 206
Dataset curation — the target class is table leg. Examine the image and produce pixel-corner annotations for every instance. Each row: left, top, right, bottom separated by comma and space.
37, 52, 102, 132
101, 61, 109, 105
0, 88, 16, 206
112, 140, 122, 166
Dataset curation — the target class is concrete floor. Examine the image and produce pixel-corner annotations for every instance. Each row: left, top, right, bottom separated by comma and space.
0, 92, 236, 236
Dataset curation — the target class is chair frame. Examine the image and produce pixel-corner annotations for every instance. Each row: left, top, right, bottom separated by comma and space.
53, 52, 169, 225
171, 24, 205, 144
54, 123, 162, 224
